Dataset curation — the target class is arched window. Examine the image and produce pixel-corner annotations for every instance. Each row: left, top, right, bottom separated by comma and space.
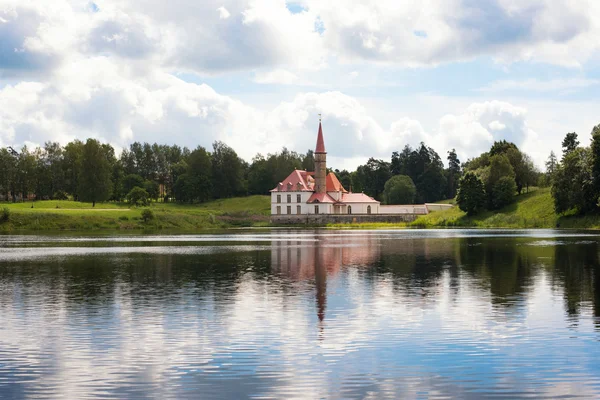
347, 206, 352, 214
367, 205, 372, 214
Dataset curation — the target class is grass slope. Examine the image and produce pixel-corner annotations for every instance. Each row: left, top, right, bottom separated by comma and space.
412, 188, 555, 228
0, 196, 271, 232
412, 187, 600, 229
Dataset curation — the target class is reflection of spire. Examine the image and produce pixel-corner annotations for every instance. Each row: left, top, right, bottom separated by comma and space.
315, 244, 327, 324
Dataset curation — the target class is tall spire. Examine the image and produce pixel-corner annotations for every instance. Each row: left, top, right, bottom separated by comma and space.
315, 121, 326, 154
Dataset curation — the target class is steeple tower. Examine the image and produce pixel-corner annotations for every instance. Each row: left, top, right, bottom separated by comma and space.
314, 118, 327, 194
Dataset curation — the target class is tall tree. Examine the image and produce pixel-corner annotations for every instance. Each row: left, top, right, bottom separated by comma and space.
174, 146, 212, 203
590, 124, 600, 202
457, 172, 486, 215
211, 141, 247, 198
562, 132, 579, 158
545, 151, 558, 176
63, 140, 84, 200
78, 139, 113, 207
446, 149, 461, 199
552, 147, 595, 214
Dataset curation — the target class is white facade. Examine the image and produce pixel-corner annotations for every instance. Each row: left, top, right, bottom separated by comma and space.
271, 191, 313, 215
270, 191, 381, 215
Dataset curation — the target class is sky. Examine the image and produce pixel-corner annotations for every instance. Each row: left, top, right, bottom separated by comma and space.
1, 0, 600, 171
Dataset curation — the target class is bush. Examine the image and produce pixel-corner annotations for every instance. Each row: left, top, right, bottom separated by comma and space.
141, 209, 154, 223
1, 207, 10, 223
456, 172, 486, 216
126, 187, 150, 207
53, 190, 69, 200
118, 215, 129, 221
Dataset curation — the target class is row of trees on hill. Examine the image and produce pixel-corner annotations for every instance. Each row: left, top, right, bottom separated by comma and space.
454, 124, 600, 218
455, 141, 539, 215
334, 144, 463, 204
0, 139, 316, 205
0, 136, 466, 205
550, 126, 600, 215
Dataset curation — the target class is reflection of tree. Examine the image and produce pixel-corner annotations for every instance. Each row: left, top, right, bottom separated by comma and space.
552, 242, 599, 321
458, 238, 536, 307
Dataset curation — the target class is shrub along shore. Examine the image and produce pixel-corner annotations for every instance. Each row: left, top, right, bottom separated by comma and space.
2, 188, 600, 232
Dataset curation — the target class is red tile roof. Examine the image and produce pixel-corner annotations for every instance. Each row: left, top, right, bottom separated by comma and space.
315, 122, 326, 153
307, 193, 337, 203
271, 170, 314, 192
326, 172, 347, 193
341, 192, 379, 203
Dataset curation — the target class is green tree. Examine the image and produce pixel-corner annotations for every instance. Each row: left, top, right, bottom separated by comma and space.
174, 146, 212, 203
383, 175, 416, 205
545, 151, 558, 182
354, 158, 392, 200
78, 139, 113, 207
489, 140, 518, 156
211, 141, 247, 198
126, 186, 150, 207
562, 132, 579, 158
446, 149, 462, 199
63, 140, 84, 200
123, 174, 145, 194
456, 172, 486, 215
0, 148, 16, 201
590, 124, 600, 202
552, 147, 595, 214
491, 176, 517, 209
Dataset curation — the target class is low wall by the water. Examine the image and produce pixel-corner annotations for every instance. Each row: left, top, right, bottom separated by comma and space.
271, 214, 418, 225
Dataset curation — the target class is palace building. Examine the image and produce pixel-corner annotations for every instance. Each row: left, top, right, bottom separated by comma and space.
270, 122, 380, 216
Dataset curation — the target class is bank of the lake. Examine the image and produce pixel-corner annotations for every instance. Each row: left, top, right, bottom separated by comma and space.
4, 188, 600, 231
329, 188, 600, 230
0, 196, 271, 232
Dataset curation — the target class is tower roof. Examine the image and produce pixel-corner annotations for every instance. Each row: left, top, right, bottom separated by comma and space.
315, 122, 326, 153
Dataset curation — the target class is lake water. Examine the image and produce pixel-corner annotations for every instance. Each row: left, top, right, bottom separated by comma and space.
1, 229, 600, 399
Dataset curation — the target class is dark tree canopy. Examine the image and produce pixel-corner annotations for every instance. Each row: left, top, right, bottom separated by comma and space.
457, 172, 486, 216
78, 139, 113, 207
562, 132, 579, 157
383, 175, 416, 205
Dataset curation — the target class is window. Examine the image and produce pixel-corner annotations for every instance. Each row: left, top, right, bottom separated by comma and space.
348, 206, 352, 214
287, 206, 291, 214
277, 195, 281, 204
297, 194, 301, 203
367, 205, 372, 215
276, 206, 281, 215
287, 194, 291, 203
314, 205, 319, 214
297, 205, 301, 215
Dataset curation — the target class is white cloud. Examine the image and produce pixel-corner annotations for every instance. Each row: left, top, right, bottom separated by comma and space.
254, 69, 299, 85
216, 6, 230, 19
479, 78, 600, 93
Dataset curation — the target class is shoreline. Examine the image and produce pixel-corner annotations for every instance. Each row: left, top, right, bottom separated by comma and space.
3, 188, 600, 232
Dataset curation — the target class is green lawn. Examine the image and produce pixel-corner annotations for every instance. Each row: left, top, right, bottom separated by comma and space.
0, 196, 271, 231
411, 187, 560, 228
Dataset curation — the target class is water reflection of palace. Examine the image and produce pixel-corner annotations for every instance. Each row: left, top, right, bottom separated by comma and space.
270, 233, 382, 322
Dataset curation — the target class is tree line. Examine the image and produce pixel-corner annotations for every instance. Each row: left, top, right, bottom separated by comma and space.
456, 140, 539, 215
0, 137, 469, 206
454, 124, 600, 218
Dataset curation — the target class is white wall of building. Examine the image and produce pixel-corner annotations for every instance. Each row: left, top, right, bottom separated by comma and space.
346, 203, 379, 215
380, 205, 428, 214
271, 191, 313, 215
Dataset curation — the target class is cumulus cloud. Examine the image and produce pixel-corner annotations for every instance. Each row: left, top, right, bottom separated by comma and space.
254, 69, 299, 85
479, 78, 600, 93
